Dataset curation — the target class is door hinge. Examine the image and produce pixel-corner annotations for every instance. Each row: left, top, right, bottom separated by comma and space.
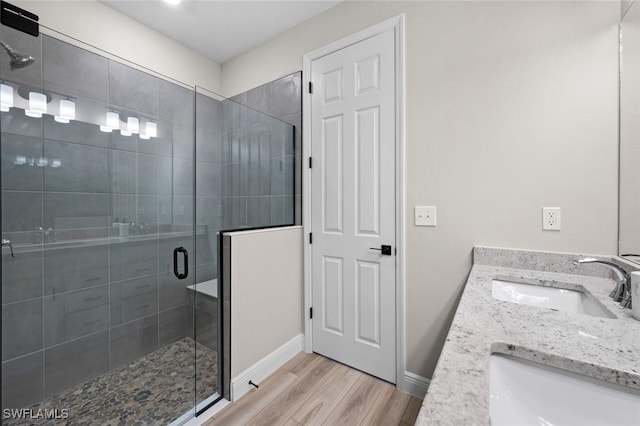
308, 157, 312, 169
310, 307, 313, 319
309, 232, 313, 244
308, 81, 313, 94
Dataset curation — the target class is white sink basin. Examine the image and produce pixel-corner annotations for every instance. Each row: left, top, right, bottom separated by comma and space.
491, 279, 613, 318
490, 354, 640, 426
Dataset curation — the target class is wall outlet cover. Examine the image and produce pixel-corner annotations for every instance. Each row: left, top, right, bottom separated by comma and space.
542, 207, 561, 231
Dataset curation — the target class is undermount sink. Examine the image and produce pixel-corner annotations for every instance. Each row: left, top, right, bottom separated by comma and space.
491, 279, 613, 318
490, 353, 640, 426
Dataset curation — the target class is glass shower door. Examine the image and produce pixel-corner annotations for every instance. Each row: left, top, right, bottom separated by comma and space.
1, 20, 48, 418
194, 87, 224, 413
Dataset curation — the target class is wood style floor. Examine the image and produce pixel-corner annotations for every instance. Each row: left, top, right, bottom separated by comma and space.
205, 352, 423, 426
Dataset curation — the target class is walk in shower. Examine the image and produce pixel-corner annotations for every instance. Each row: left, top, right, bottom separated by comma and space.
1, 10, 295, 424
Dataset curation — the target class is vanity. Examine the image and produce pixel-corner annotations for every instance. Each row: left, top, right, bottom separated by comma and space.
418, 2, 640, 422
416, 246, 640, 425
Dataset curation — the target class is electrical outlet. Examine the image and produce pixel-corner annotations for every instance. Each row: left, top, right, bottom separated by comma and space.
542, 207, 561, 231
415, 206, 437, 226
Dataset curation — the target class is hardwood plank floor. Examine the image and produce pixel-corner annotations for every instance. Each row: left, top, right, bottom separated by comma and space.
205, 353, 423, 426
292, 364, 362, 425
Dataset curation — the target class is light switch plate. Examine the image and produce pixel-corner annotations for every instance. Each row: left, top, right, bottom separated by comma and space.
415, 206, 437, 226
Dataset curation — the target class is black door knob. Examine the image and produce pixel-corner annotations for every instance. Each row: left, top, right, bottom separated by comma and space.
369, 245, 392, 255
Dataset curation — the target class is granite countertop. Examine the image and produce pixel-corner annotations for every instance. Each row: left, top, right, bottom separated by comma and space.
417, 246, 640, 425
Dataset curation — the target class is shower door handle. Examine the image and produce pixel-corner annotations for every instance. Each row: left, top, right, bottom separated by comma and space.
173, 247, 188, 280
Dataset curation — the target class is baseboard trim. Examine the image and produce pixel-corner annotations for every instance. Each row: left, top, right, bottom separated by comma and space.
231, 334, 304, 401
402, 371, 430, 398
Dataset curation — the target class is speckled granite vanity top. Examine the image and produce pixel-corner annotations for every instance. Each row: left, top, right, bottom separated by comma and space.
416, 247, 640, 425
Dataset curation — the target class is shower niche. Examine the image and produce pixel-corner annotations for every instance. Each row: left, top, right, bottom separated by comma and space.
0, 18, 295, 425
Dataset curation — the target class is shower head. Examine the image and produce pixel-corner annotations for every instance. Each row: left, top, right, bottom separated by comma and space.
0, 40, 35, 70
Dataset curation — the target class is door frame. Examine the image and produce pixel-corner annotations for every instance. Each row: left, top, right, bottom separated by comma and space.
302, 14, 406, 390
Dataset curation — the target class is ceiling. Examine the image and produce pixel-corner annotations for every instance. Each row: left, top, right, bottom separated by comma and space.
101, 0, 342, 64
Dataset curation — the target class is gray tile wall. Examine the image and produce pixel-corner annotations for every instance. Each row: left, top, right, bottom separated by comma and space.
224, 71, 301, 228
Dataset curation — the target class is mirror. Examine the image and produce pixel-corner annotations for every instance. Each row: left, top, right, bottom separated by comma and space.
619, 0, 640, 263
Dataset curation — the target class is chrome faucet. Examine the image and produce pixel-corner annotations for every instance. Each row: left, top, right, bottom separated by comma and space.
44, 227, 57, 243
573, 258, 632, 308
1, 238, 14, 257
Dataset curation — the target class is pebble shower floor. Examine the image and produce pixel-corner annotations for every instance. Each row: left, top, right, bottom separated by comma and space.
3, 338, 217, 425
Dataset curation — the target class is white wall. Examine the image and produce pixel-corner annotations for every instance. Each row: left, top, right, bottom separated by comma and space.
229, 227, 303, 377
14, 0, 221, 92
222, 1, 620, 378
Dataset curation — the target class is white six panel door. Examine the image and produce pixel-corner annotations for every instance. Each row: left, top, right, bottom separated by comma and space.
310, 29, 396, 383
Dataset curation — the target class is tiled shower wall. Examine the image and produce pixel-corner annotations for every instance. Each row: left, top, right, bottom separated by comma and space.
228, 72, 302, 226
